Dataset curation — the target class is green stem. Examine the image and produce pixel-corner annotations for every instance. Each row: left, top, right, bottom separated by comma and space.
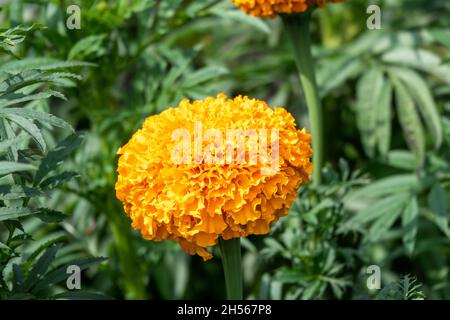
282, 12, 324, 185
219, 237, 243, 300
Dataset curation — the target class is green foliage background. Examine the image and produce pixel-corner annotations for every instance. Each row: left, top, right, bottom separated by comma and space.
0, 0, 449, 299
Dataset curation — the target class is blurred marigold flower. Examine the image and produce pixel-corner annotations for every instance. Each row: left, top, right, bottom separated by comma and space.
115, 94, 313, 260
231, 0, 343, 18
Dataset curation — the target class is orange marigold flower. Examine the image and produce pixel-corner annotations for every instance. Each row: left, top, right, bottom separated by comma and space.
115, 94, 313, 260
231, 0, 343, 18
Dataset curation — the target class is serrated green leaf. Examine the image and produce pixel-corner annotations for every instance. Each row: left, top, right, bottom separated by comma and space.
0, 108, 73, 131
0, 185, 43, 200
0, 90, 65, 108
0, 135, 26, 153
0, 58, 94, 74
20, 244, 61, 292
3, 114, 46, 152
35, 209, 67, 223
40, 171, 79, 190
0, 207, 57, 221
23, 236, 66, 273
33, 257, 107, 293
34, 134, 82, 185
0, 161, 35, 176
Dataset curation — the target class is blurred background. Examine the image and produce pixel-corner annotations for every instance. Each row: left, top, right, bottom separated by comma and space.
0, 0, 449, 299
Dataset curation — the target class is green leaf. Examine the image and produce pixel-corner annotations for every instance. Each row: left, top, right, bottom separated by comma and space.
0, 185, 43, 200
34, 134, 82, 185
20, 244, 61, 292
368, 197, 407, 242
33, 257, 107, 293
0, 241, 10, 250
382, 48, 441, 71
0, 135, 26, 154
0, 58, 94, 74
40, 171, 79, 190
381, 150, 417, 171
345, 193, 409, 229
0, 207, 61, 221
50, 291, 113, 300
402, 197, 419, 255
0, 70, 81, 95
377, 80, 392, 155
0, 119, 19, 161
0, 108, 73, 131
393, 67, 442, 148
68, 35, 107, 60
345, 174, 421, 206
3, 114, 46, 152
12, 264, 25, 292
23, 236, 66, 272
212, 9, 270, 35
0, 24, 46, 57
0, 161, 35, 176
428, 183, 449, 235
431, 29, 450, 48
181, 66, 228, 88
356, 67, 384, 157
393, 77, 425, 167
35, 209, 67, 223
0, 90, 65, 108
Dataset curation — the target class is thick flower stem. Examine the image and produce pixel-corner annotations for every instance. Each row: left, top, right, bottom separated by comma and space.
282, 12, 323, 185
219, 237, 243, 300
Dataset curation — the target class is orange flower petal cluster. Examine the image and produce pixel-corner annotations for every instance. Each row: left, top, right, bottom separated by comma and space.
115, 94, 313, 260
231, 0, 343, 18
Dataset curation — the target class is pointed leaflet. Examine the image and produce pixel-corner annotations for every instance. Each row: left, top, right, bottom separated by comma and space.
0, 161, 35, 176
356, 67, 384, 157
377, 80, 393, 156
428, 183, 449, 236
0, 108, 73, 132
33, 257, 107, 293
34, 133, 82, 185
392, 77, 425, 167
344, 174, 420, 205
393, 67, 442, 148
368, 195, 408, 242
3, 114, 46, 152
0, 207, 35, 221
19, 244, 61, 292
345, 193, 410, 232
0, 90, 65, 108
0, 58, 94, 74
402, 196, 419, 255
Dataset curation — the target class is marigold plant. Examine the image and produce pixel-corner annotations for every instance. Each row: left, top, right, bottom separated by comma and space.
231, 0, 343, 18
115, 94, 313, 260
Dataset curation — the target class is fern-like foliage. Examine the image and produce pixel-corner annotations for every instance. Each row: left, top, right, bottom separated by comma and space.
0, 25, 106, 299
376, 275, 425, 300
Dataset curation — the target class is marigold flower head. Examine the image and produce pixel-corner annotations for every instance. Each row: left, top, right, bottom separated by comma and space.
115, 94, 313, 260
231, 0, 343, 18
